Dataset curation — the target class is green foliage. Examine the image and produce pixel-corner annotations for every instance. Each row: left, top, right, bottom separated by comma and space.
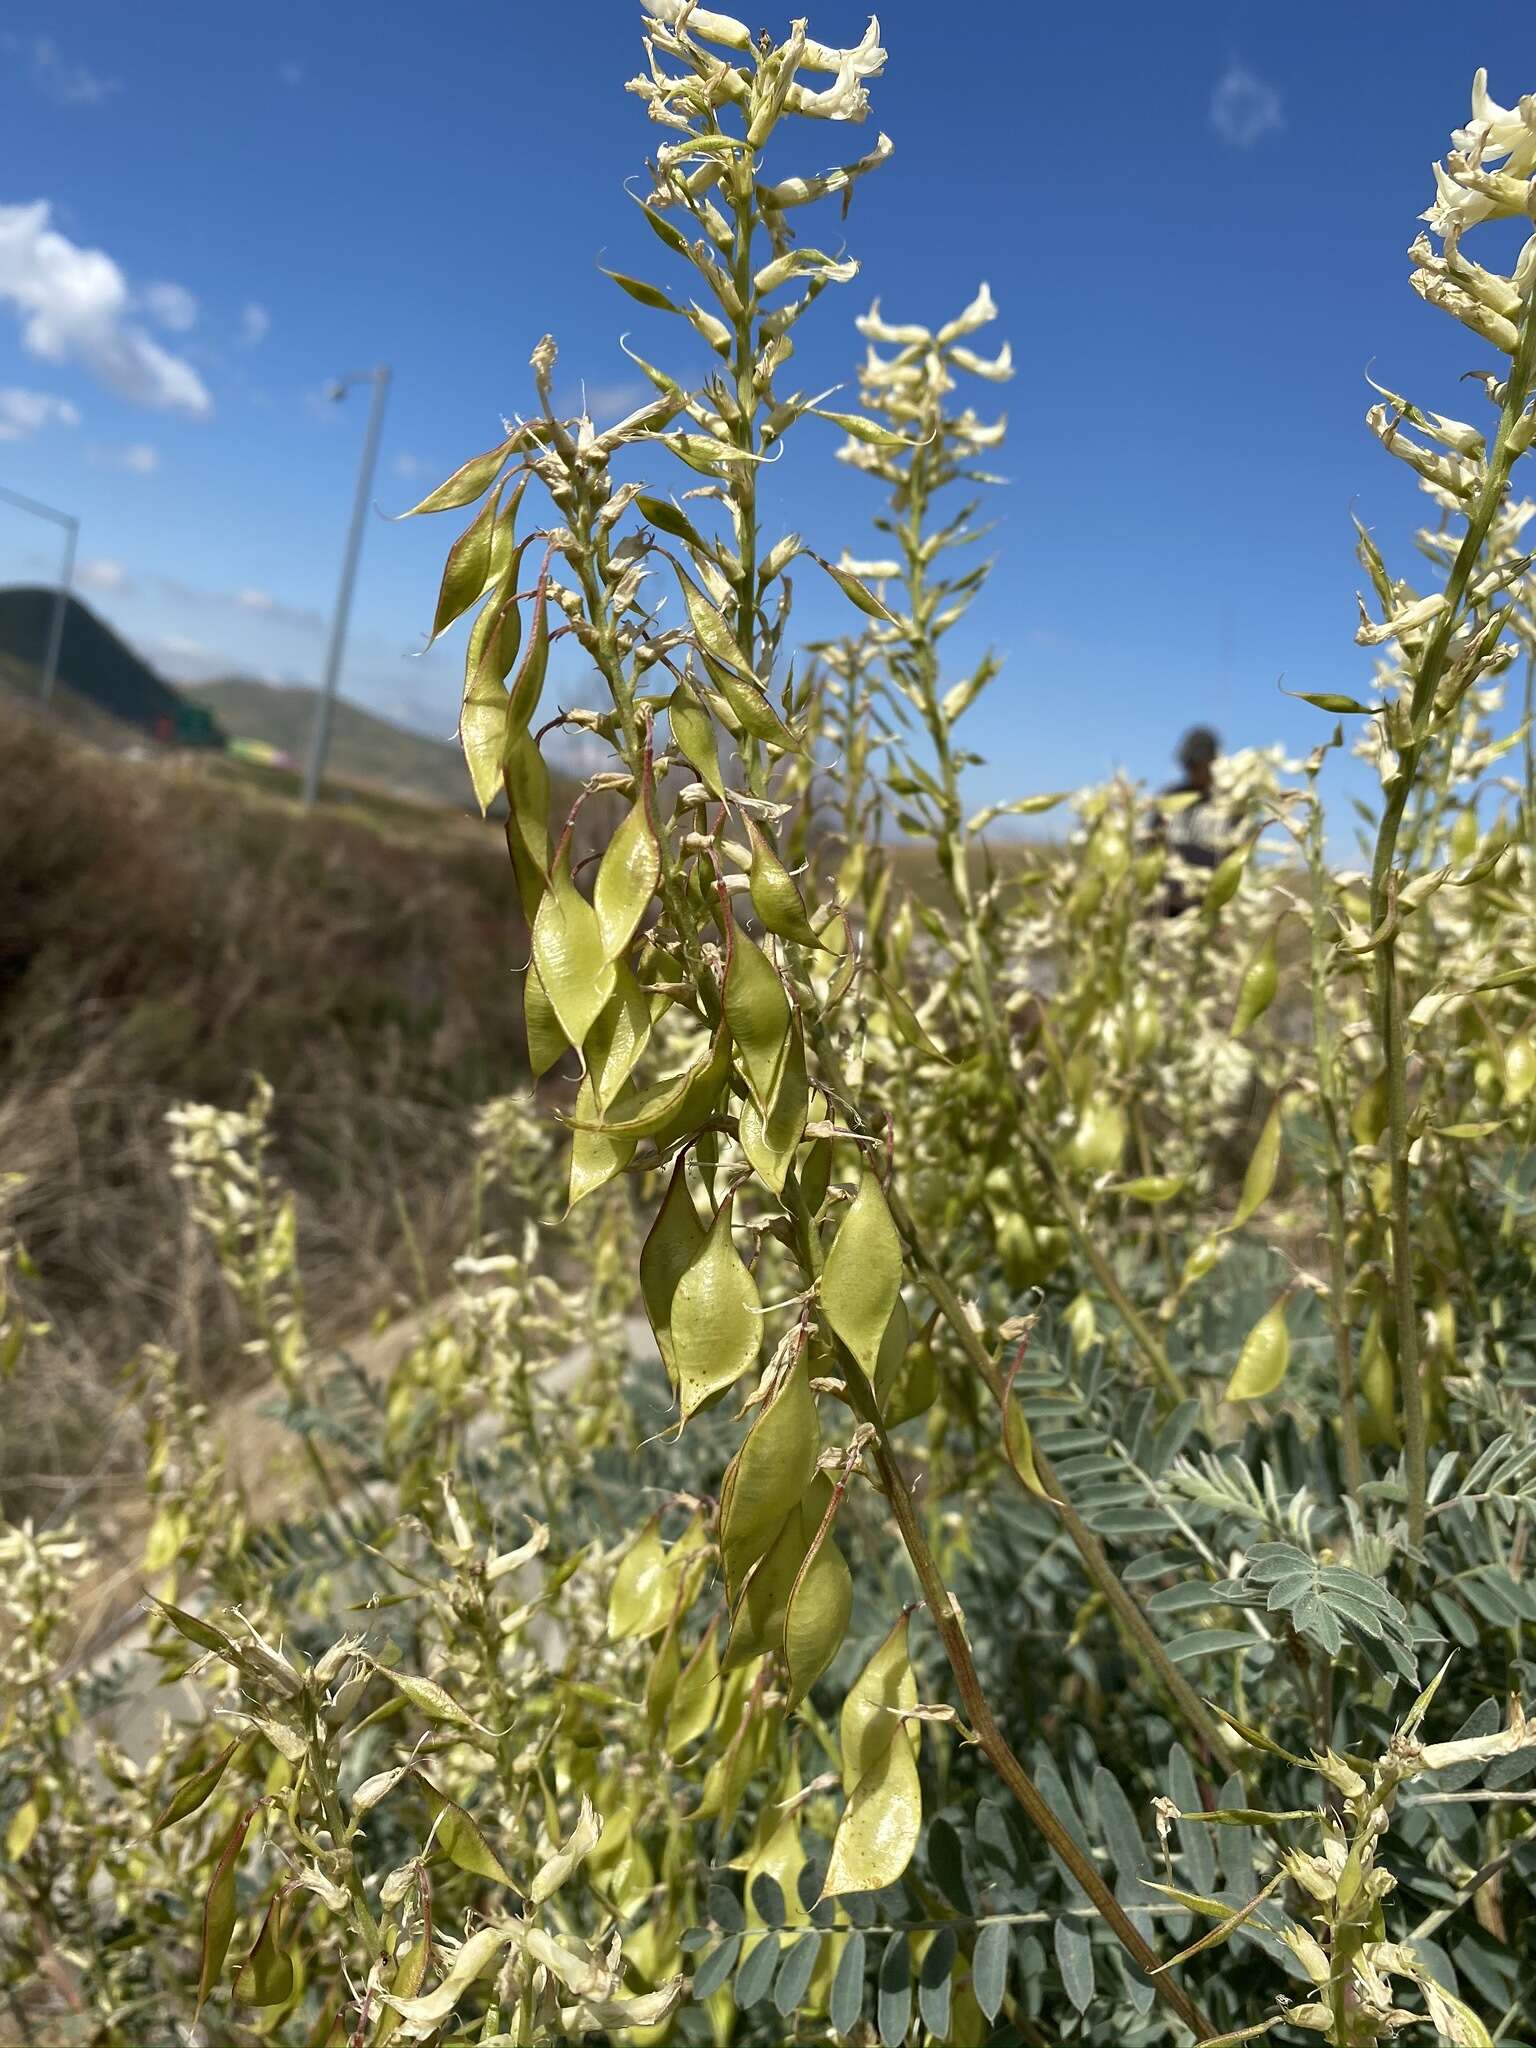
6, 19, 1536, 2048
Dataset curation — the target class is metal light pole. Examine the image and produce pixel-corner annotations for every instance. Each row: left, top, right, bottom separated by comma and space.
0, 482, 79, 705
302, 364, 391, 808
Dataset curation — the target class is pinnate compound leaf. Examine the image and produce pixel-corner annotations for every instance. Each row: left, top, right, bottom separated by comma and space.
877, 1932, 911, 2046
971, 1917, 1010, 2022
735, 1930, 780, 2007
830, 1929, 867, 2036
692, 1933, 741, 2000
775, 1930, 822, 2017
1056, 1916, 1095, 2013
918, 1924, 956, 2040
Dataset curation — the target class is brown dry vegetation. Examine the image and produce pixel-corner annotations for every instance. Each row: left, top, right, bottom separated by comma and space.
0, 700, 529, 1511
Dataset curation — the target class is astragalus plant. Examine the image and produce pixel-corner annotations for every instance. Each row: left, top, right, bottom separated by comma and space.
6, 18, 1536, 2048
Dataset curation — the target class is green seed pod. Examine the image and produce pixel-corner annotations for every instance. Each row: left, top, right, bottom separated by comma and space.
739, 1017, 809, 1195
1231, 928, 1279, 1038
639, 1158, 706, 1385
823, 1615, 922, 1897
1068, 1099, 1127, 1177
1225, 1298, 1290, 1401
672, 1197, 761, 1418
1358, 1307, 1399, 1448
821, 1170, 903, 1378
531, 833, 616, 1050
782, 1509, 852, 1707
1230, 1098, 1283, 1230
1449, 804, 1480, 863
744, 816, 820, 946
719, 1351, 820, 1606
593, 793, 660, 965
1504, 1028, 1535, 1105
666, 682, 726, 798
723, 1474, 828, 1671
724, 923, 792, 1107
1204, 841, 1249, 915
1350, 1070, 1390, 1148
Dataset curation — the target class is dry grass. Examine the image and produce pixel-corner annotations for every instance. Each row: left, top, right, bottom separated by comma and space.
0, 702, 528, 1513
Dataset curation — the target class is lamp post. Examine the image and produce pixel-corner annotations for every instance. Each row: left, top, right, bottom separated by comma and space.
302, 364, 391, 808
0, 482, 79, 706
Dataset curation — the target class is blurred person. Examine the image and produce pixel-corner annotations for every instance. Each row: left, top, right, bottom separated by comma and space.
1151, 725, 1233, 915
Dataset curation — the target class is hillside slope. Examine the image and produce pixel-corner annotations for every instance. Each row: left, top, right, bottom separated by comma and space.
0, 701, 526, 1509
0, 585, 221, 743
189, 676, 475, 809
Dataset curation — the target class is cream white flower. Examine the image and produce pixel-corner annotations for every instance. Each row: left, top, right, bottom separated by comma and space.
786, 52, 874, 122
950, 339, 1014, 381
760, 130, 893, 209
641, 1, 753, 52
938, 280, 997, 341
856, 299, 931, 345
1422, 70, 1536, 236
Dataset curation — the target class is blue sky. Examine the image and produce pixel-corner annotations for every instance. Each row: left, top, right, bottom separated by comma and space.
0, 2, 1531, 811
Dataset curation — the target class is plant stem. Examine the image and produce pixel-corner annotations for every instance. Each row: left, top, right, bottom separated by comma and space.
803, 1005, 1226, 1761
883, 1173, 1230, 1766
1305, 791, 1363, 1495
1365, 287, 1536, 1558
868, 1415, 1215, 2040
894, 448, 1184, 1405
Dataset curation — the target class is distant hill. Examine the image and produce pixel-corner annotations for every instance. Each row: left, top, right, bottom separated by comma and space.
187, 677, 477, 810
0, 585, 221, 745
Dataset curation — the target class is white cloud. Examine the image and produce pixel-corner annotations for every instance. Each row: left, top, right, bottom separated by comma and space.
2, 35, 120, 108
278, 60, 304, 87
1210, 62, 1284, 148
392, 450, 430, 479
156, 575, 324, 634
239, 302, 270, 347
579, 378, 649, 417
142, 281, 198, 333
0, 201, 212, 416
0, 385, 80, 440
88, 440, 160, 474
77, 557, 132, 594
